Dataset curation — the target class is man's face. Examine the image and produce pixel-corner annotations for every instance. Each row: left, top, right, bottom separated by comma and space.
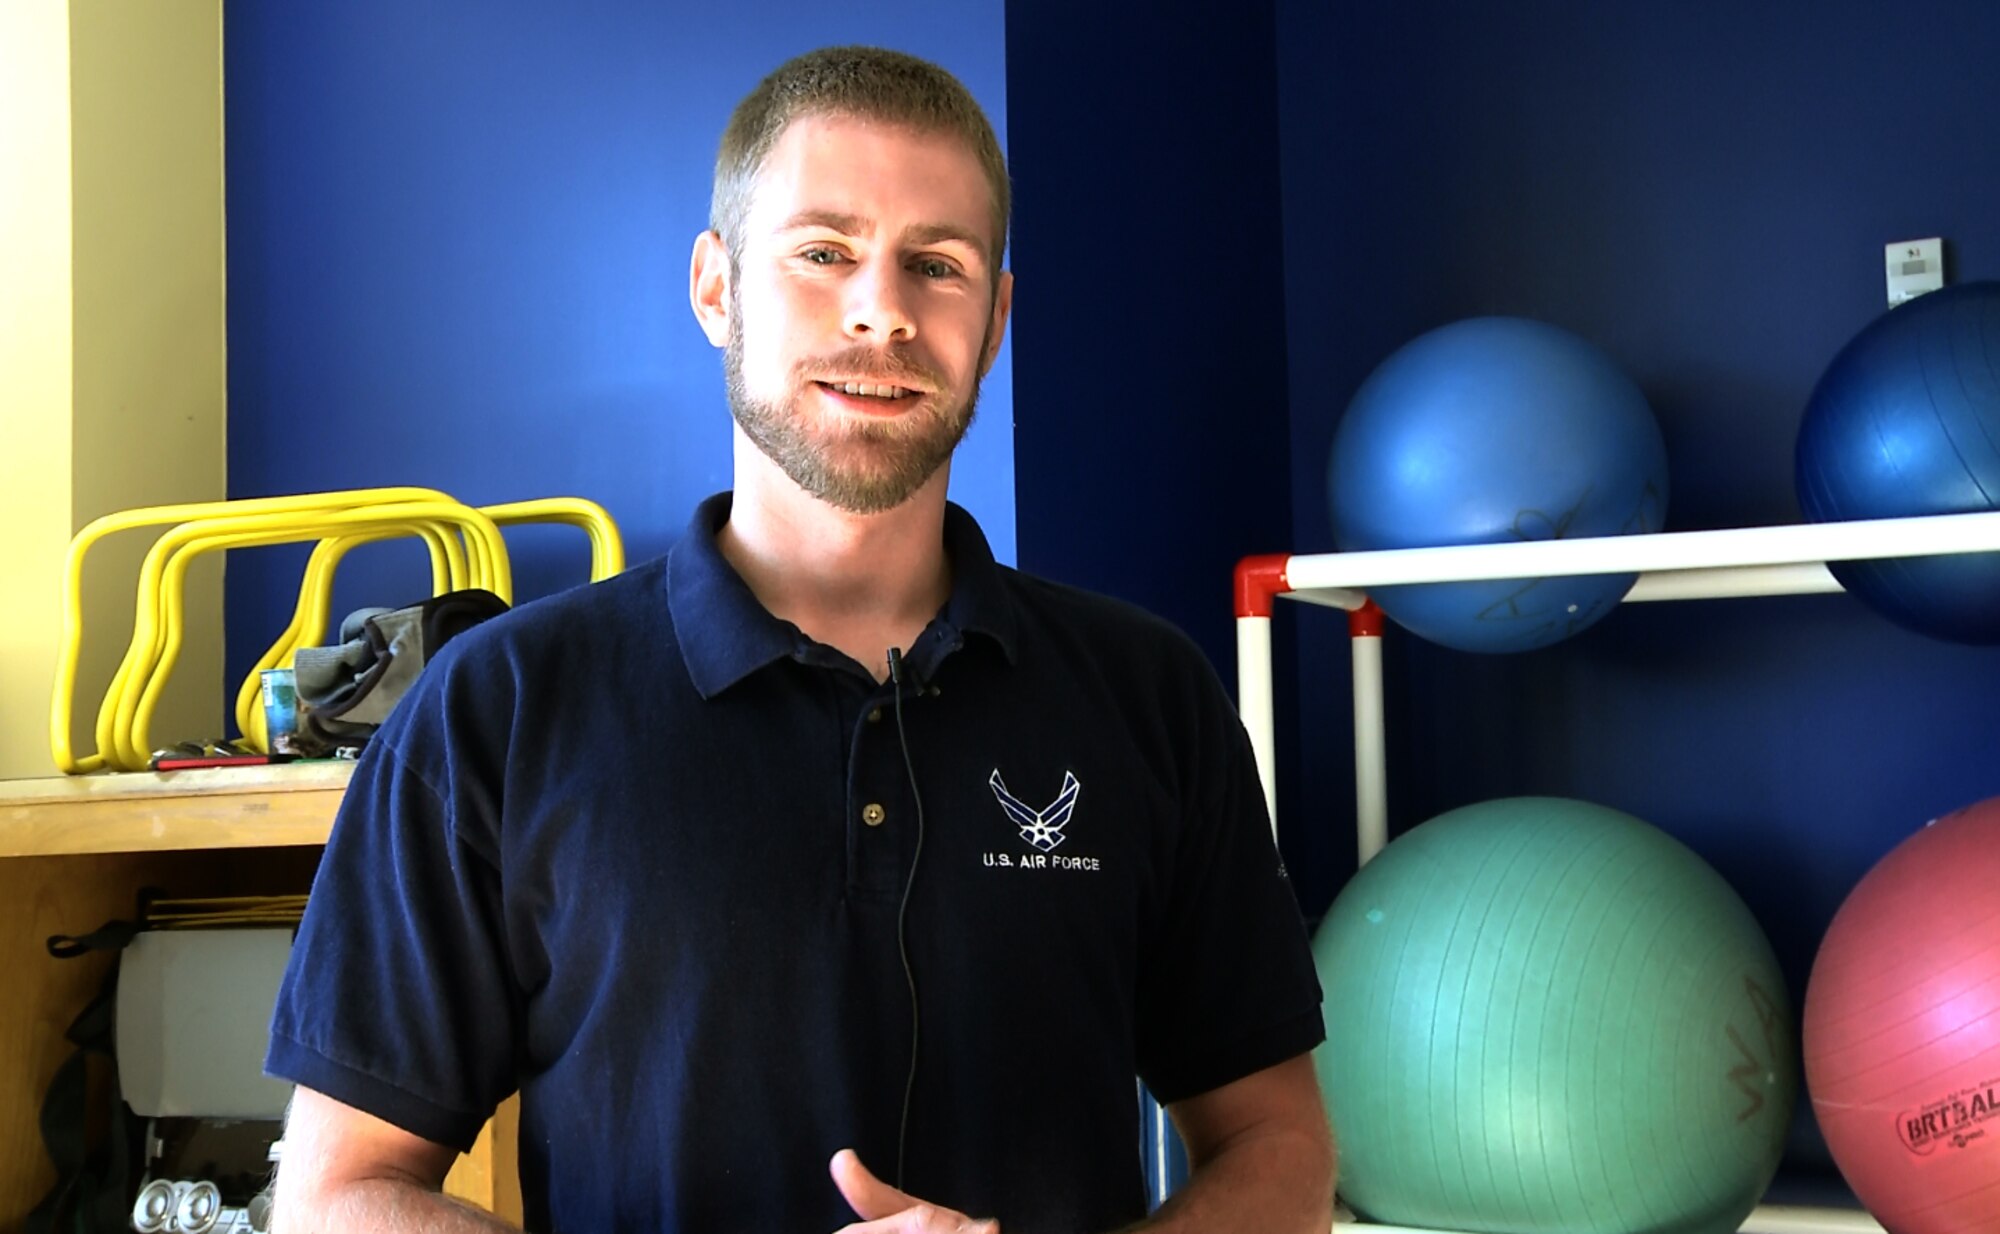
706, 114, 1011, 514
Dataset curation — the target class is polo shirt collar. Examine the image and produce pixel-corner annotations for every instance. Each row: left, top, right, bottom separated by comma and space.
668, 491, 1018, 699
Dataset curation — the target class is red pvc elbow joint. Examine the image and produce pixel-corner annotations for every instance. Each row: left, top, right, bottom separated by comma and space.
1234, 554, 1292, 618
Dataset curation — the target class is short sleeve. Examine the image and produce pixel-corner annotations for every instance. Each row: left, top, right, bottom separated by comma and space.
1134, 662, 1325, 1105
264, 692, 519, 1151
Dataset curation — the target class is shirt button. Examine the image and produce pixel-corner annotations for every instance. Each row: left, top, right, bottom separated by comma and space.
867, 708, 883, 723
862, 803, 887, 827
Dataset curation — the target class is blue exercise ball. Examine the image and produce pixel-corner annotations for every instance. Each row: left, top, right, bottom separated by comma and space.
1328, 318, 1669, 653
1795, 281, 2000, 644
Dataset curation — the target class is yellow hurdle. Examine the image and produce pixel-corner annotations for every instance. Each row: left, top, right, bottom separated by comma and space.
52, 489, 624, 774
230, 526, 461, 752
229, 500, 623, 752
53, 488, 457, 773
104, 502, 513, 771
482, 497, 627, 583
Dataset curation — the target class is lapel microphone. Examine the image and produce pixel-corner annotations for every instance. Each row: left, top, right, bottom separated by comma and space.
885, 646, 926, 1191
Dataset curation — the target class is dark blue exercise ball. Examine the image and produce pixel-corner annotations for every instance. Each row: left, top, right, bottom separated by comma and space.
1796, 281, 2000, 645
1328, 317, 1669, 654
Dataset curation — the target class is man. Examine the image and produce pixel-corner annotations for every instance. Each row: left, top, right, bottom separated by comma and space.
268, 46, 1334, 1232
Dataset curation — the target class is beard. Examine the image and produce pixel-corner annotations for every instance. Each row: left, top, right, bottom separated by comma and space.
724, 305, 985, 515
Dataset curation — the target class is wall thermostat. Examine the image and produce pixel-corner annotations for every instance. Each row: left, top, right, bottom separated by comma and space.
1885, 238, 1945, 307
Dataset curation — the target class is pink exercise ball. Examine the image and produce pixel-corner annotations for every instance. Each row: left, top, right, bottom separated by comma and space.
1802, 795, 2000, 1232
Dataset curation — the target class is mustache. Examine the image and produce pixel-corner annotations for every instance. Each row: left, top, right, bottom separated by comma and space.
795, 347, 945, 393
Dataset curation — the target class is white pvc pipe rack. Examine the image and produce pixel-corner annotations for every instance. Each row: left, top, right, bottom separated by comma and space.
1231, 511, 2000, 1234
1334, 1207, 1887, 1234
1235, 510, 2000, 864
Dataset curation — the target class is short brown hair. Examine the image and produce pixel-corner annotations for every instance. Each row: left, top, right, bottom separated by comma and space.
711, 46, 1010, 270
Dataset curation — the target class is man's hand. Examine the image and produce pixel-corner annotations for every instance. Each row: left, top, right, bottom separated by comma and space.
828, 1149, 1000, 1233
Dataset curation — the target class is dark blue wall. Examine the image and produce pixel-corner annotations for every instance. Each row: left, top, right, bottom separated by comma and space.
223, 2, 1011, 685
1275, 0, 2000, 1180
1004, 0, 1297, 664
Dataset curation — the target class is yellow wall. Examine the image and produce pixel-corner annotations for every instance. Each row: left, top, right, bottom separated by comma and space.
0, 1, 227, 781
0, 5, 77, 781
68, 2, 228, 773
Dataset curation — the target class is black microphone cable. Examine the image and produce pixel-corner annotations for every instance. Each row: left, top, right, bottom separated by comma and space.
886, 646, 927, 1192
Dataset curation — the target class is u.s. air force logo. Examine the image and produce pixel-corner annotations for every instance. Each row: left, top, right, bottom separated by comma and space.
984, 769, 1101, 872
990, 770, 1077, 851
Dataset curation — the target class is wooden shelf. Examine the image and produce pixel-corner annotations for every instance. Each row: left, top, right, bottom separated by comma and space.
0, 757, 520, 1221
0, 761, 353, 857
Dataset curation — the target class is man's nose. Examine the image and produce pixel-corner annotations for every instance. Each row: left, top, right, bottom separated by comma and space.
841, 258, 916, 343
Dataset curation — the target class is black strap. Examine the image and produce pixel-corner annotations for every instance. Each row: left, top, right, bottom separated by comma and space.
45, 918, 141, 960
26, 918, 146, 1234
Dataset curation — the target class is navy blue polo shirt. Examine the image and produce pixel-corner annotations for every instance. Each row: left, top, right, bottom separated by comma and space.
267, 493, 1323, 1233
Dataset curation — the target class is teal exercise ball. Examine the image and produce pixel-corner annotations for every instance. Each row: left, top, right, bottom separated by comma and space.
1312, 798, 1795, 1234
1328, 318, 1668, 654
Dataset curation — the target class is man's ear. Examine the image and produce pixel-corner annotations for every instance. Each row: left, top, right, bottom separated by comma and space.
979, 269, 1014, 377
690, 230, 733, 348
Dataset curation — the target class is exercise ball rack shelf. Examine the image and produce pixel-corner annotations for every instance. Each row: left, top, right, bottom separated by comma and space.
1232, 508, 2000, 1234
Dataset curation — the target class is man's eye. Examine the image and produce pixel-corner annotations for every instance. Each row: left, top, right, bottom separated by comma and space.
802, 248, 846, 265
914, 258, 957, 280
